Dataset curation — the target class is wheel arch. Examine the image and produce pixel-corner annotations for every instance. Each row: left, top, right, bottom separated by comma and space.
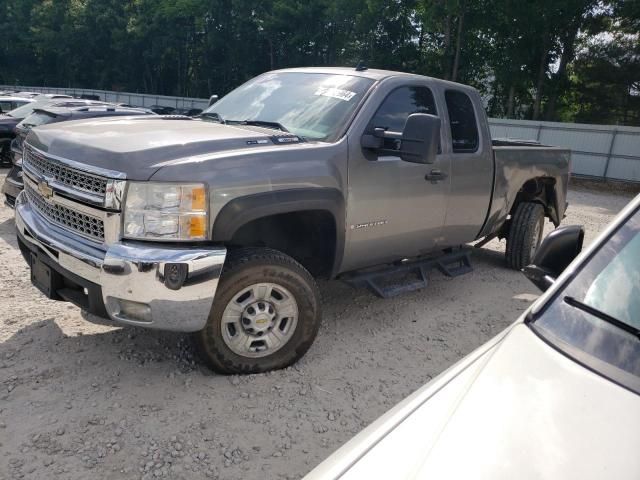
212, 188, 345, 278
508, 176, 563, 227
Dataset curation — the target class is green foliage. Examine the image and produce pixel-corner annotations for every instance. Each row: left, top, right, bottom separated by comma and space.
0, 0, 637, 125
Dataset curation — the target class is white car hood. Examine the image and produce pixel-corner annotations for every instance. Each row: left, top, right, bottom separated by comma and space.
307, 323, 640, 480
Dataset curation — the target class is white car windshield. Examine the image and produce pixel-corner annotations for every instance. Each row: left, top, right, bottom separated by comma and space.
532, 205, 640, 391
202, 72, 374, 141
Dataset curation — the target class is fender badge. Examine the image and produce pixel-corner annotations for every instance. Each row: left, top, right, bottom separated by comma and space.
274, 136, 300, 144
351, 220, 388, 230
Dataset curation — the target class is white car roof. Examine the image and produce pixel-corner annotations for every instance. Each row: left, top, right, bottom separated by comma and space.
0, 96, 35, 103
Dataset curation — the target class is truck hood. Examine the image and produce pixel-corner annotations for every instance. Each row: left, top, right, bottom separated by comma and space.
26, 117, 304, 180
307, 324, 640, 480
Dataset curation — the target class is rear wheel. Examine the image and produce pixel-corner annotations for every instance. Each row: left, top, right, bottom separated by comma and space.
196, 248, 321, 374
505, 202, 545, 270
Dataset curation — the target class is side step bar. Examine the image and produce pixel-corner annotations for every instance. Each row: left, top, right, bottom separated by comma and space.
342, 248, 473, 299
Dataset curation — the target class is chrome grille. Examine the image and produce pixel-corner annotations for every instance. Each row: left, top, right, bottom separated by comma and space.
24, 181, 105, 242
23, 145, 108, 197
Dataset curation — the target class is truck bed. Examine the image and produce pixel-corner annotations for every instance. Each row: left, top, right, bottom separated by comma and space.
478, 143, 571, 239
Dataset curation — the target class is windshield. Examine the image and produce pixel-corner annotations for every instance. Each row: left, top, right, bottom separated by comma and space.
202, 72, 374, 141
531, 204, 640, 389
20, 111, 57, 128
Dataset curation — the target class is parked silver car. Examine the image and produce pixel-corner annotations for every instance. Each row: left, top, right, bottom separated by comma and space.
0, 96, 33, 114
305, 194, 640, 480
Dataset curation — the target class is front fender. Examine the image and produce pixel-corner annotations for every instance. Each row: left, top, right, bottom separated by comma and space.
211, 188, 345, 276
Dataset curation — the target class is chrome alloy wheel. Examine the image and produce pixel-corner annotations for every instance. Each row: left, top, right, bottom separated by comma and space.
221, 283, 299, 358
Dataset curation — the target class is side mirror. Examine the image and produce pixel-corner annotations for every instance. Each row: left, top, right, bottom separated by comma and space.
361, 113, 440, 164
208, 95, 219, 106
522, 225, 585, 292
399, 113, 440, 164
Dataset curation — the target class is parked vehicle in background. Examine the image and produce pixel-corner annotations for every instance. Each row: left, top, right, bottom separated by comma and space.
175, 107, 203, 117
0, 96, 33, 114
149, 105, 176, 115
8, 91, 41, 99
0, 98, 104, 167
2, 104, 155, 206
32, 93, 72, 100
304, 194, 640, 480
14, 67, 570, 373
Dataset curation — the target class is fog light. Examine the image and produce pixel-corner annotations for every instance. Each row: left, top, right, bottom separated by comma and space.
164, 263, 188, 290
117, 299, 152, 323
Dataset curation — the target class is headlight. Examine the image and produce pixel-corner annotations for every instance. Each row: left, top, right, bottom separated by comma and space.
10, 139, 22, 166
123, 182, 208, 241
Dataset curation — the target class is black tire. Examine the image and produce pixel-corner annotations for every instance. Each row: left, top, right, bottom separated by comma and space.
0, 141, 12, 167
196, 248, 321, 374
505, 202, 545, 270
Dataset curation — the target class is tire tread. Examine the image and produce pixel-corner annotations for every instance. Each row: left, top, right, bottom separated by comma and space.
506, 202, 545, 270
196, 247, 321, 374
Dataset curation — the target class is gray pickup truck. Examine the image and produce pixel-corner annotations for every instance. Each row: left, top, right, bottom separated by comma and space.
14, 67, 569, 373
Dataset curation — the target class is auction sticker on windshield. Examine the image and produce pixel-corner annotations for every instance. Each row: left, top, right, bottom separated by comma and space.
314, 87, 357, 102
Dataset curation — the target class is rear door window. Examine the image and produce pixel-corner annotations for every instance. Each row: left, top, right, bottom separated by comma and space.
445, 90, 479, 153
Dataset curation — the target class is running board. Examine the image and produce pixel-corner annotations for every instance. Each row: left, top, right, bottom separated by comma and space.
342, 248, 473, 299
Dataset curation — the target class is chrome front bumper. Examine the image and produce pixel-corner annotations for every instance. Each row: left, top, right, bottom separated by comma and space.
15, 192, 226, 332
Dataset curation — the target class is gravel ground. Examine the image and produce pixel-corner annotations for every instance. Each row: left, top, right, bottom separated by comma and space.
0, 171, 636, 480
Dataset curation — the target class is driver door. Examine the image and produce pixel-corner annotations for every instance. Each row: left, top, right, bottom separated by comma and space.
342, 80, 450, 272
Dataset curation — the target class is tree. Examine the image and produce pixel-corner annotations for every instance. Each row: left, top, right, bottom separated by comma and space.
0, 0, 637, 126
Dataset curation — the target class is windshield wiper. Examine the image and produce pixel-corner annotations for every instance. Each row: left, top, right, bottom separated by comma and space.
564, 296, 640, 339
226, 119, 289, 133
200, 111, 226, 124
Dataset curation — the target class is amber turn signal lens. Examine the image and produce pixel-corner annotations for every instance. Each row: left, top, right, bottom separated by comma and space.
189, 215, 207, 238
190, 186, 206, 211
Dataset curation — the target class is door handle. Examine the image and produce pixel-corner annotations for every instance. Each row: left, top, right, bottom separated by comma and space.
425, 169, 448, 183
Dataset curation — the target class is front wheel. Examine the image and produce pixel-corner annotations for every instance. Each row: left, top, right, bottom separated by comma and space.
196, 248, 321, 374
505, 202, 545, 270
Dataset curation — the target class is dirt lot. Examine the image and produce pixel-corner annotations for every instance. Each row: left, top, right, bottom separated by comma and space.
0, 171, 636, 480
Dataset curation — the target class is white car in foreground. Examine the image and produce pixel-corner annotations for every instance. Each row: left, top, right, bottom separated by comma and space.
305, 194, 640, 480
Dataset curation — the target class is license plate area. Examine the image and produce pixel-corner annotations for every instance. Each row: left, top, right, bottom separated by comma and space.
31, 254, 55, 298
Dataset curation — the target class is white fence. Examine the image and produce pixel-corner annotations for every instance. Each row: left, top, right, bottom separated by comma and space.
489, 118, 640, 182
3, 85, 640, 182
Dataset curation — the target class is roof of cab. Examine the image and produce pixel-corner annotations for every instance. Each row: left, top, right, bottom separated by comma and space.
272, 66, 477, 91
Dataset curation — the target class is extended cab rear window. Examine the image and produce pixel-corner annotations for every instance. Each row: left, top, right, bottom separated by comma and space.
445, 90, 479, 153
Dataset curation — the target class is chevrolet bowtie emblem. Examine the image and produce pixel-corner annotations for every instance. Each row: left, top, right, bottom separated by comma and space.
38, 180, 53, 199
